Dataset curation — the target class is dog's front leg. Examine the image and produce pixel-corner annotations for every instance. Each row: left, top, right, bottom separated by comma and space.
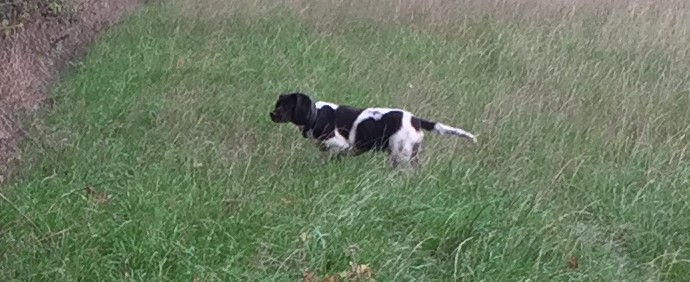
315, 142, 343, 164
318, 136, 352, 164
326, 151, 344, 163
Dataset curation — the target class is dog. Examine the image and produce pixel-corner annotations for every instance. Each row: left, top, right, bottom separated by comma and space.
269, 92, 477, 169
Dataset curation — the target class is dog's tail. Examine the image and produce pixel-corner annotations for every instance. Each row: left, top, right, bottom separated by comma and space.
417, 117, 477, 143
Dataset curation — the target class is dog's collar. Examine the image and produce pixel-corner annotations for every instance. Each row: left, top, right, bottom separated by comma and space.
300, 103, 318, 138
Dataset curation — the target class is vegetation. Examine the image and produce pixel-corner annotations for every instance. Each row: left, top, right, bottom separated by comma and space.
2, 0, 690, 280
0, 0, 72, 36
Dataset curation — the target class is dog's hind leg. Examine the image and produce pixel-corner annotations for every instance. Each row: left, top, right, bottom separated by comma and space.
388, 141, 414, 169
409, 142, 421, 170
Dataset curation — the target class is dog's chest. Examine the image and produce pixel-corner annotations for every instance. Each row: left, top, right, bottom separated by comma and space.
310, 129, 351, 153
322, 130, 351, 153
306, 104, 361, 154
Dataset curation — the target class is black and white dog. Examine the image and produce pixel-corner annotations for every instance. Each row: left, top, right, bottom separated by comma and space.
269, 92, 477, 169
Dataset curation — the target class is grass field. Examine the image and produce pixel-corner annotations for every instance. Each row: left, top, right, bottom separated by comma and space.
2, 0, 690, 280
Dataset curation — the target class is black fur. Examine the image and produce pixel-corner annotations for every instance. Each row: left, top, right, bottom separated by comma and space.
271, 93, 407, 154
309, 105, 362, 141
416, 117, 436, 131
352, 110, 403, 152
269, 92, 316, 127
293, 102, 402, 153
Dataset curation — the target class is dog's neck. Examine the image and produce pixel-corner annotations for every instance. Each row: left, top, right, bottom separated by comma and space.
299, 102, 319, 138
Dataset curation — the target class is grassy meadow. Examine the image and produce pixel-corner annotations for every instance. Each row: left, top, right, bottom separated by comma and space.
2, 0, 690, 280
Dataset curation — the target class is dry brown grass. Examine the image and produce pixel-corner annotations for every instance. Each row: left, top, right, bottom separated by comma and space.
0, 0, 140, 180
284, 0, 690, 28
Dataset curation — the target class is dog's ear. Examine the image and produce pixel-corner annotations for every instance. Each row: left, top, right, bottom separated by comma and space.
291, 94, 315, 125
275, 93, 289, 107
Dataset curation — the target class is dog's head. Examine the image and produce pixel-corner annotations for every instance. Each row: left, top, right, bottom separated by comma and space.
269, 92, 316, 125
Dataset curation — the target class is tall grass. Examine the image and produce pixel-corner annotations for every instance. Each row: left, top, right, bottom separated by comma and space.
2, 0, 690, 281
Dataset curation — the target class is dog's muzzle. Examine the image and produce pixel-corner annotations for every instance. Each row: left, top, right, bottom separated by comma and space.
269, 111, 283, 123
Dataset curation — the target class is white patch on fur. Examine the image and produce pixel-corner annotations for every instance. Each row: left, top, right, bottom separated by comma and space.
322, 130, 351, 155
432, 123, 478, 143
315, 101, 339, 110
387, 112, 424, 168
